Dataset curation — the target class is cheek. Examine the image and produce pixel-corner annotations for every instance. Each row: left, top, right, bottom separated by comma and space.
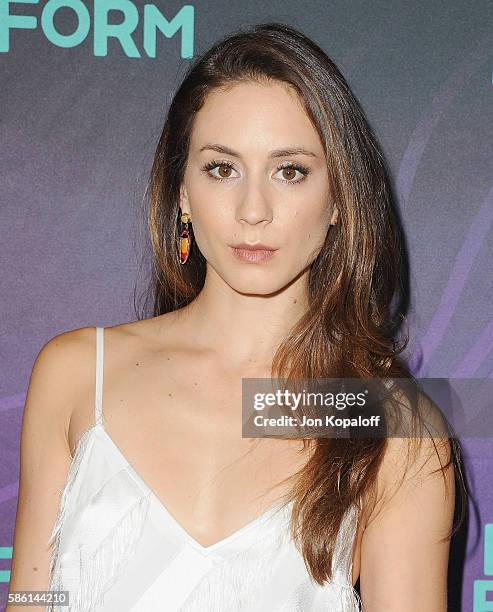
188, 182, 232, 225
188, 202, 231, 255
290, 203, 331, 244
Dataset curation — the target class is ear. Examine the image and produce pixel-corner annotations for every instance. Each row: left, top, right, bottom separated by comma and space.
179, 183, 191, 217
330, 205, 339, 226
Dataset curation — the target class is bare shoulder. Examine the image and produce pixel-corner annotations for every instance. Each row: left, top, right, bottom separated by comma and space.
45, 317, 175, 412
359, 384, 454, 520
29, 326, 100, 434
373, 436, 453, 518
372, 387, 455, 522
35, 325, 96, 369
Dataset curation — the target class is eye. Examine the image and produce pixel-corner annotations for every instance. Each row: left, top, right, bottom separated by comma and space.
201, 160, 239, 182
273, 162, 310, 185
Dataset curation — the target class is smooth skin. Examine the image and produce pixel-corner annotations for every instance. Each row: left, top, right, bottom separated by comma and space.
8, 81, 455, 611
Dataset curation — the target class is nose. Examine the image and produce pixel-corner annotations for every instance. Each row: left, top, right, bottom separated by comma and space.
235, 181, 273, 226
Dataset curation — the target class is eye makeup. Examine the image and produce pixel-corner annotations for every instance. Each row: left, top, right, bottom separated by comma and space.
200, 159, 311, 186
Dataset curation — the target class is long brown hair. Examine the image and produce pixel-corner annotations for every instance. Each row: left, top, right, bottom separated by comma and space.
140, 22, 467, 586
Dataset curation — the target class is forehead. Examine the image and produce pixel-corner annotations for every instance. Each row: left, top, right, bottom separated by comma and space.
189, 80, 323, 154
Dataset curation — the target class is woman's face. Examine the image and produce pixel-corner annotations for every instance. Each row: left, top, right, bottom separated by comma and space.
180, 80, 338, 295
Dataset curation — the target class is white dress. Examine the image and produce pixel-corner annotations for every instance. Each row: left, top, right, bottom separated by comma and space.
46, 327, 363, 611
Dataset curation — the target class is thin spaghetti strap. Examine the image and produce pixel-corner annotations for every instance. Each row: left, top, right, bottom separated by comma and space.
94, 326, 105, 427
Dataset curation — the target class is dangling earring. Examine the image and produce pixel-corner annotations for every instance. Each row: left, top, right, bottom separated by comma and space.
178, 212, 192, 264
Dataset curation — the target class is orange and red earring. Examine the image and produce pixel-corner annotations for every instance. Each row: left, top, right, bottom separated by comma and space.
178, 213, 192, 264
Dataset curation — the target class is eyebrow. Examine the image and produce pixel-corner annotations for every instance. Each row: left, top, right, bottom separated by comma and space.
198, 143, 318, 159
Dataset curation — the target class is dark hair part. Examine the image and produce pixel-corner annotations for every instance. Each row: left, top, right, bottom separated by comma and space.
141, 22, 467, 586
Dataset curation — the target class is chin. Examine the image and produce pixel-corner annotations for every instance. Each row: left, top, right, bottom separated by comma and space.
227, 276, 290, 297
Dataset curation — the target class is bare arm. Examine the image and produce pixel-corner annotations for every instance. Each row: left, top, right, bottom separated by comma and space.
7, 328, 93, 611
359, 434, 456, 611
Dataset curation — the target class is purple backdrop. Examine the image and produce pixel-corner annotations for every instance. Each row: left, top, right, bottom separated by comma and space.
1, 2, 492, 610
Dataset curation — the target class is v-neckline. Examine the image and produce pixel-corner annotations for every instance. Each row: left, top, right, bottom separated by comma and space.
92, 423, 292, 555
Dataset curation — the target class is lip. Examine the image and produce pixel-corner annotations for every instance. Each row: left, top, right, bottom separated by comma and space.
231, 242, 277, 251
230, 243, 278, 263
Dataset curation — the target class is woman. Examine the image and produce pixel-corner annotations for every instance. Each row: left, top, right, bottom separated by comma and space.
8, 22, 466, 611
